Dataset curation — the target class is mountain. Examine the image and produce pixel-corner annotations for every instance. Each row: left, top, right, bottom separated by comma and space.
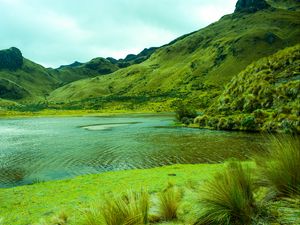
0, 49, 60, 101
0, 47, 158, 104
48, 58, 119, 85
107, 47, 159, 68
50, 48, 158, 84
195, 44, 300, 133
49, 0, 300, 111
235, 0, 271, 13
0, 47, 23, 70
0, 0, 299, 114
268, 0, 300, 9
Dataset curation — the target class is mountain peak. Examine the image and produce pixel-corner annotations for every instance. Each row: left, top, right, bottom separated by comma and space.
0, 47, 23, 70
235, 0, 271, 13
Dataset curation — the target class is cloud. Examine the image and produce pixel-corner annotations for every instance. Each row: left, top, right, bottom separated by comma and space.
0, 0, 237, 67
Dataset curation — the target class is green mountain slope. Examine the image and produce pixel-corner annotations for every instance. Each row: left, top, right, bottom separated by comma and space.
0, 47, 158, 105
49, 4, 300, 110
267, 0, 300, 9
48, 58, 119, 85
0, 57, 60, 101
49, 48, 158, 85
195, 44, 300, 133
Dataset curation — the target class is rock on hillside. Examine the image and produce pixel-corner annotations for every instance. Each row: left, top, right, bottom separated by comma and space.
0, 47, 23, 70
235, 0, 271, 13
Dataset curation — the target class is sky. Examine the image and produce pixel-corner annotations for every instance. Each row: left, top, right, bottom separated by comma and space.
0, 0, 237, 68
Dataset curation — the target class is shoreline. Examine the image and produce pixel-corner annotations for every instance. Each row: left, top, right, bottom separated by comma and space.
0, 109, 174, 119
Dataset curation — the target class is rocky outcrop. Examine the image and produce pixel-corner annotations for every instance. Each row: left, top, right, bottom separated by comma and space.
235, 0, 271, 13
0, 47, 23, 70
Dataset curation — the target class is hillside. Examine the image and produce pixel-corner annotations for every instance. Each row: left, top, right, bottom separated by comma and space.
0, 0, 299, 112
267, 0, 300, 9
47, 58, 119, 85
195, 44, 300, 133
0, 47, 157, 105
0, 56, 60, 101
49, 3, 300, 111
49, 48, 158, 85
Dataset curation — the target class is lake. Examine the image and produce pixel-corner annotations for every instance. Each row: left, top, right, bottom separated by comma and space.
0, 114, 267, 187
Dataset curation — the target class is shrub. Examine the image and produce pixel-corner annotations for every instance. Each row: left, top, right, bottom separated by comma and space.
175, 103, 197, 124
241, 115, 256, 130
256, 135, 300, 198
207, 117, 219, 129
82, 190, 149, 225
158, 183, 182, 221
280, 119, 297, 134
195, 115, 208, 127
194, 161, 257, 225
181, 117, 194, 125
217, 117, 235, 130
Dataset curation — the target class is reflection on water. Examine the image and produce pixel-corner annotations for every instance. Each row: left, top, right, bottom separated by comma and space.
0, 114, 266, 187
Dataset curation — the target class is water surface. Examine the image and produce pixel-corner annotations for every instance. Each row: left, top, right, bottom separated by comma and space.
0, 114, 266, 187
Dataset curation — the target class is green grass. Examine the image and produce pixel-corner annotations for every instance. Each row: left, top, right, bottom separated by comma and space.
0, 160, 299, 224
0, 164, 224, 225
0, 58, 60, 101
36, 211, 69, 225
193, 161, 257, 225
256, 135, 300, 198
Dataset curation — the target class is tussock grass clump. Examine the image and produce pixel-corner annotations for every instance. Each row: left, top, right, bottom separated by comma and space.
82, 189, 149, 225
158, 183, 182, 221
194, 161, 257, 225
36, 211, 69, 225
256, 135, 300, 198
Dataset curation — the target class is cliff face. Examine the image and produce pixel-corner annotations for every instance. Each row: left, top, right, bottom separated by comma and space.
235, 0, 271, 13
0, 47, 23, 71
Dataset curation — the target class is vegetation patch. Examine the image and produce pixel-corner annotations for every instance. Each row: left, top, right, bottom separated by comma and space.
195, 45, 300, 133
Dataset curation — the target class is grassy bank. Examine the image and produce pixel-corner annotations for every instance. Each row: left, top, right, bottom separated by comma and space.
0, 164, 225, 225
1, 160, 299, 224
0, 109, 169, 118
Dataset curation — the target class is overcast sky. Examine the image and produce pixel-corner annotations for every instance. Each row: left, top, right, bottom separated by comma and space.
0, 0, 237, 67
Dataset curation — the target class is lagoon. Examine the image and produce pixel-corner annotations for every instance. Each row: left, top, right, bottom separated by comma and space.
0, 114, 266, 187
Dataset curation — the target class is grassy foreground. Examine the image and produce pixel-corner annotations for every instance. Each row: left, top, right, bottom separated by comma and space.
0, 164, 224, 225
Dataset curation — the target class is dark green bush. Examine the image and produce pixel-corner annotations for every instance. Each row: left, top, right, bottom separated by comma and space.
241, 116, 257, 130
175, 103, 197, 125
207, 117, 219, 129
